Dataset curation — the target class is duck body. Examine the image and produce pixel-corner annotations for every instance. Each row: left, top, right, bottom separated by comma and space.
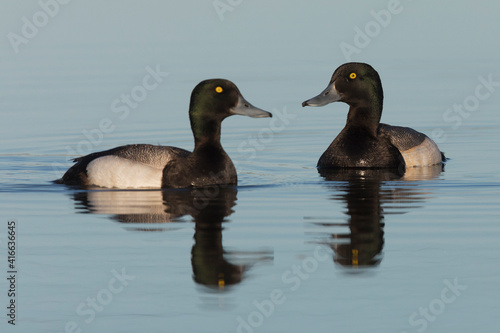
378, 123, 443, 167
317, 123, 404, 169
58, 144, 190, 188
56, 79, 272, 188
161, 141, 237, 188
303, 62, 445, 170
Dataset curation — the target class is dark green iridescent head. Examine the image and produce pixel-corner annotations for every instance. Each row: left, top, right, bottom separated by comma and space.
189, 79, 272, 143
302, 63, 384, 125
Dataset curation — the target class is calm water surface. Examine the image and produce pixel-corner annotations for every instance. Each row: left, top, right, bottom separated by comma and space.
2, 63, 500, 332
2, 2, 500, 332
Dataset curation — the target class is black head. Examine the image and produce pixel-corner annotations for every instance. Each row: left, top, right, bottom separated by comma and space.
302, 62, 384, 112
189, 79, 272, 142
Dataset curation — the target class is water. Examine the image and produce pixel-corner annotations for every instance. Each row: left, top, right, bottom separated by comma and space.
2, 1, 500, 332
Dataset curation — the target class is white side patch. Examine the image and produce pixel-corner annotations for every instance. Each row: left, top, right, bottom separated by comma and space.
401, 138, 442, 167
87, 155, 163, 188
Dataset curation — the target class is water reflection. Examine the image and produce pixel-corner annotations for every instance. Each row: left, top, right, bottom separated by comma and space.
71, 187, 272, 290
73, 190, 178, 229
308, 166, 443, 270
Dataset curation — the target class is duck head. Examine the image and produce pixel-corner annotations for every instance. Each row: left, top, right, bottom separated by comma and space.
189, 79, 272, 143
302, 62, 384, 118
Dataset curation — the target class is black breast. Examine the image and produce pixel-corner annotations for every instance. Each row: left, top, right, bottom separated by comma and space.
318, 126, 405, 170
161, 145, 237, 188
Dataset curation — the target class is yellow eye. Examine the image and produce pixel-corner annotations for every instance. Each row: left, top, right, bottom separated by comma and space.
215, 86, 223, 93
349, 73, 357, 79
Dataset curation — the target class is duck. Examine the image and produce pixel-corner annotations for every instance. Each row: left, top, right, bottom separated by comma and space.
56, 79, 272, 188
302, 62, 445, 170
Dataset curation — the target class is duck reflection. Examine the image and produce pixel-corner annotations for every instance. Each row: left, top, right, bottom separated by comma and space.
311, 165, 443, 269
71, 187, 272, 290
73, 190, 180, 229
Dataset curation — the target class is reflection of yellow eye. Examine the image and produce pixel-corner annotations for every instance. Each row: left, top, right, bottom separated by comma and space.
215, 86, 223, 93
349, 73, 357, 79
218, 273, 225, 289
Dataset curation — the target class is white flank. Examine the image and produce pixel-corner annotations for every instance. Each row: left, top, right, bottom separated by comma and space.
86, 155, 163, 188
400, 138, 442, 167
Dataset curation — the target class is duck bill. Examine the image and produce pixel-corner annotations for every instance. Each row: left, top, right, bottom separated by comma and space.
230, 95, 272, 118
302, 81, 342, 107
